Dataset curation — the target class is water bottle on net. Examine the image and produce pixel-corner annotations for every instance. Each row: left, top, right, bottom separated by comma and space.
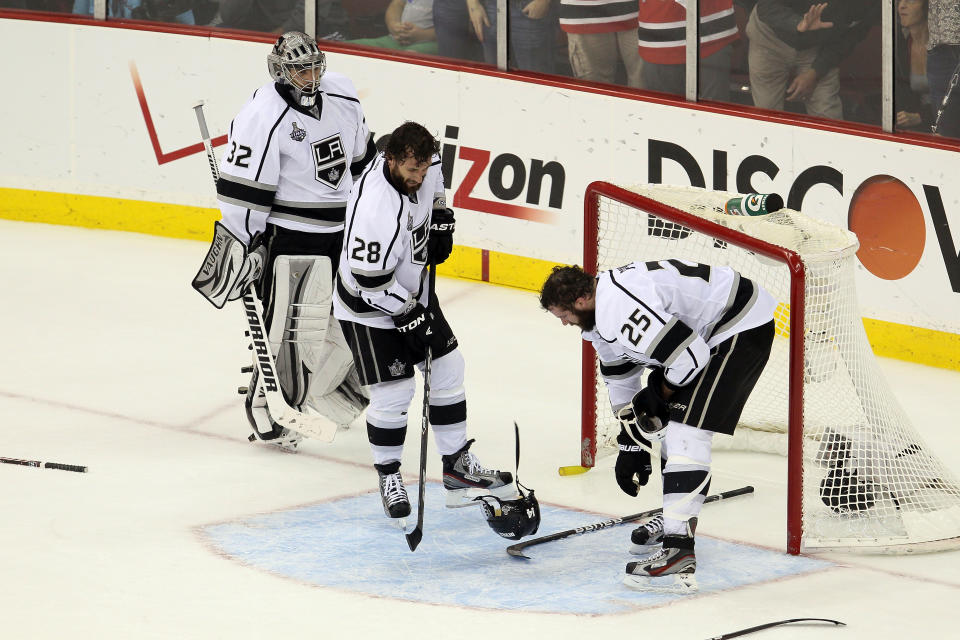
723, 193, 784, 216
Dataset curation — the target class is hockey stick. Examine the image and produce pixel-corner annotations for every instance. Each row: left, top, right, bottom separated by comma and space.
707, 618, 844, 640
191, 100, 338, 442
1, 456, 87, 473
406, 263, 437, 552
506, 485, 754, 558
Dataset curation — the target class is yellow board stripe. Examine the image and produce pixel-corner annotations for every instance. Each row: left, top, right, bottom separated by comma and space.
4, 186, 959, 372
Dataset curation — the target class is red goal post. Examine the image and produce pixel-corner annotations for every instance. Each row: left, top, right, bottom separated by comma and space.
581, 181, 960, 555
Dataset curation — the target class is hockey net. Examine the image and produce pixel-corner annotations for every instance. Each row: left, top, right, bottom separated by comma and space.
583, 182, 960, 554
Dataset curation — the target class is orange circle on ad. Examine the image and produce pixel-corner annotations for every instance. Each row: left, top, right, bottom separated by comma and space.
848, 175, 925, 280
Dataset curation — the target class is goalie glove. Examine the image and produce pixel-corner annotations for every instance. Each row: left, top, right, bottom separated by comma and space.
192, 221, 265, 308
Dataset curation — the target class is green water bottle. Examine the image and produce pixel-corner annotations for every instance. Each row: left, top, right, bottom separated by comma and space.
723, 193, 784, 216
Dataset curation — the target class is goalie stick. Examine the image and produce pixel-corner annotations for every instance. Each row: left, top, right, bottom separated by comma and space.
191, 100, 338, 443
1, 456, 87, 473
707, 618, 844, 640
506, 485, 754, 558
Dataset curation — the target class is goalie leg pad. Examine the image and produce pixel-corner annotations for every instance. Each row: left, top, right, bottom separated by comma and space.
244, 370, 302, 451
661, 423, 713, 537
305, 317, 369, 427
365, 378, 415, 466
267, 254, 333, 406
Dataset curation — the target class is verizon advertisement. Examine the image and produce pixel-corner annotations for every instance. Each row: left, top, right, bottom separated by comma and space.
1, 18, 959, 339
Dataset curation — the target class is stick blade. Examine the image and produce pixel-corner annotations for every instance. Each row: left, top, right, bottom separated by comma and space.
506, 546, 531, 559
405, 527, 423, 552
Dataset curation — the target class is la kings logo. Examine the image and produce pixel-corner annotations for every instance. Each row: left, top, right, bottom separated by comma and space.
312, 134, 346, 189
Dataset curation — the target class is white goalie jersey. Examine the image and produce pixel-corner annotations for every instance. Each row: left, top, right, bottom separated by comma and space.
586, 260, 776, 409
333, 153, 446, 329
215, 73, 373, 244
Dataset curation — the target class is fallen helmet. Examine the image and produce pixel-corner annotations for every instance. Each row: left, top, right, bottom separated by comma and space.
476, 484, 540, 540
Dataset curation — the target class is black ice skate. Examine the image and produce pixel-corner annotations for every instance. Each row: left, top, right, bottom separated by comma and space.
376, 462, 411, 524
442, 439, 516, 508
624, 533, 697, 594
629, 513, 664, 556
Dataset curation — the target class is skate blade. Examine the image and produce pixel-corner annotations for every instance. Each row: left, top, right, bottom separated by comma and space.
445, 484, 520, 508
623, 572, 698, 594
391, 517, 408, 531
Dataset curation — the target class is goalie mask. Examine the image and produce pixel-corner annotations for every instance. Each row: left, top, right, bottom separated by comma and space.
476, 484, 541, 540
267, 31, 326, 107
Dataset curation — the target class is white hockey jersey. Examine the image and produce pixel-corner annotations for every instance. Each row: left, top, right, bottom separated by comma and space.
586, 259, 776, 409
215, 73, 373, 244
333, 152, 446, 329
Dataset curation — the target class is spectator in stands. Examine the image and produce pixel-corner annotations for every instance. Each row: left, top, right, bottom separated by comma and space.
350, 0, 438, 53
467, 0, 559, 73
927, 0, 960, 136
559, 0, 643, 88
218, 0, 348, 36
73, 0, 195, 23
895, 0, 931, 132
637, 0, 738, 101
433, 0, 484, 62
746, 0, 878, 120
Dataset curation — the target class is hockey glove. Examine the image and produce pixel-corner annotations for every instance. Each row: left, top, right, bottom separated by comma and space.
192, 222, 265, 308
615, 425, 652, 497
393, 303, 433, 354
427, 208, 455, 265
629, 369, 671, 441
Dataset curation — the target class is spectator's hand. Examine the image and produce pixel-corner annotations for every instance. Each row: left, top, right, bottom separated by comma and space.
786, 69, 819, 101
797, 3, 833, 32
522, 0, 551, 20
392, 22, 415, 44
897, 111, 923, 128
467, 0, 489, 41
403, 25, 434, 44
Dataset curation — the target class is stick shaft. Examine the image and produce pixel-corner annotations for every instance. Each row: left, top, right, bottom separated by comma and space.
406, 263, 436, 551
1, 457, 87, 473
708, 618, 845, 640
506, 485, 754, 558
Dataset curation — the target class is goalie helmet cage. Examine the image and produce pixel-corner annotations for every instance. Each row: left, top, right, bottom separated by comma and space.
581, 181, 960, 555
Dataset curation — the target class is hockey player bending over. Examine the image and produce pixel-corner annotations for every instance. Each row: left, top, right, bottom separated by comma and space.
193, 32, 377, 450
334, 121, 515, 521
540, 261, 775, 593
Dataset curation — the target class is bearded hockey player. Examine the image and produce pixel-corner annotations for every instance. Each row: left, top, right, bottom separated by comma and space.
192, 31, 377, 451
540, 261, 775, 593
333, 121, 515, 522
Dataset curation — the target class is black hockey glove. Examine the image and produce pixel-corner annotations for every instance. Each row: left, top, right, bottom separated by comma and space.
427, 208, 455, 265
393, 303, 433, 354
628, 369, 671, 440
614, 425, 652, 497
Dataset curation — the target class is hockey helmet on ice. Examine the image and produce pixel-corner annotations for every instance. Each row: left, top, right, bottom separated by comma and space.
476, 483, 541, 540
267, 31, 326, 106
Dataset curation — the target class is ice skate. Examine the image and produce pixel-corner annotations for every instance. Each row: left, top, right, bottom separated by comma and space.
623, 537, 697, 594
376, 462, 411, 528
629, 513, 664, 556
442, 439, 516, 508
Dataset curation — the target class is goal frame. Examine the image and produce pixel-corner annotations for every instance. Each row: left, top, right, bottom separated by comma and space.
581, 181, 807, 555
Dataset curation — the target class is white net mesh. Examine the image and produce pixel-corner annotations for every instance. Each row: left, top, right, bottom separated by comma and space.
589, 183, 960, 552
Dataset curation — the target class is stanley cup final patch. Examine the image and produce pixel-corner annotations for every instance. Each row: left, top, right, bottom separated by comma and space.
312, 134, 346, 189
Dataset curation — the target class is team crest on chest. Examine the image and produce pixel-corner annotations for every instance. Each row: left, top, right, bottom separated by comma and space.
311, 134, 347, 189
388, 359, 406, 377
290, 121, 306, 142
